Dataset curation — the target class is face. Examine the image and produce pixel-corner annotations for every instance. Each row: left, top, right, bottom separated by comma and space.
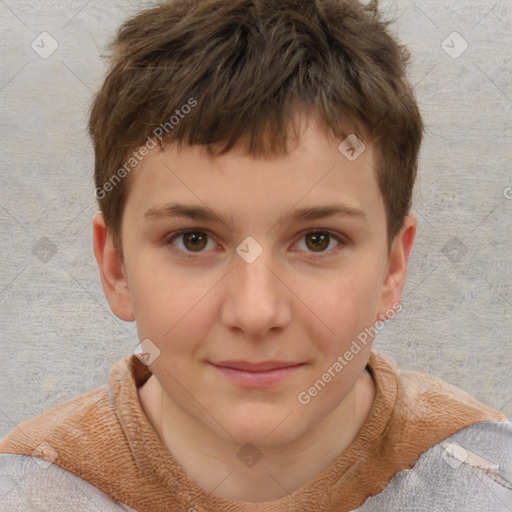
95, 115, 415, 448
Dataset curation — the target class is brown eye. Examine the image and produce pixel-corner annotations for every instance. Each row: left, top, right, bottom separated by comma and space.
182, 232, 208, 252
167, 231, 214, 253
305, 232, 331, 252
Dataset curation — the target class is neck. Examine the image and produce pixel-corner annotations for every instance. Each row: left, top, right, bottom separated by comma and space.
138, 368, 375, 503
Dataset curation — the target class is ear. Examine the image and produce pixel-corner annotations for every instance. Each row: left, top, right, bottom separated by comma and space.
376, 214, 417, 321
92, 212, 135, 322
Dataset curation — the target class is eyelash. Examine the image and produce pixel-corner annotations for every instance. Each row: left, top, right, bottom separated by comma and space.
164, 229, 347, 258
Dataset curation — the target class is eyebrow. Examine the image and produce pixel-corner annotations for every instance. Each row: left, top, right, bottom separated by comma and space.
143, 202, 368, 230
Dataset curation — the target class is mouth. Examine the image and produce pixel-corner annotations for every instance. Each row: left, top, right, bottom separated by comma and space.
209, 361, 305, 387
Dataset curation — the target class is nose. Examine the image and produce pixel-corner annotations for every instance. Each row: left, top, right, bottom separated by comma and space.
220, 249, 292, 339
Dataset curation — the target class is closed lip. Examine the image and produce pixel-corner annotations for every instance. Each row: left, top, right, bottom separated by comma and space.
211, 361, 304, 372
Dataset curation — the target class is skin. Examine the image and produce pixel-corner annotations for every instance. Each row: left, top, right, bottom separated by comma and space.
93, 113, 416, 503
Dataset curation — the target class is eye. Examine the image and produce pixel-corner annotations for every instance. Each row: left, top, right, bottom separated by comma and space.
165, 229, 346, 257
166, 230, 217, 254
295, 231, 345, 256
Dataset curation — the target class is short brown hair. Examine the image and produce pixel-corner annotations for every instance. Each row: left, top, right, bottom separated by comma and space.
88, 0, 423, 253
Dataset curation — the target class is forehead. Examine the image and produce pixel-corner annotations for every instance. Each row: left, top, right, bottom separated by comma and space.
123, 116, 385, 234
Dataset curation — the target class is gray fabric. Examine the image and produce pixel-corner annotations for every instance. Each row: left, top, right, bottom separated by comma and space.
0, 453, 135, 511
356, 421, 512, 511
0, 422, 511, 511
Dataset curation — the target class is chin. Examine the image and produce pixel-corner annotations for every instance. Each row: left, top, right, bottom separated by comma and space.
222, 411, 307, 449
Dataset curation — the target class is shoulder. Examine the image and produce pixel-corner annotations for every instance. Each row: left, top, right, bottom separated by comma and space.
0, 355, 157, 510
0, 355, 137, 464
370, 351, 507, 428
355, 421, 512, 511
0, 378, 137, 510
397, 364, 506, 422
0, 379, 133, 500
0, 385, 116, 458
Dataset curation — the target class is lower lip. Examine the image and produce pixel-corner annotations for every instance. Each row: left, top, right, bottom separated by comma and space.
211, 364, 304, 388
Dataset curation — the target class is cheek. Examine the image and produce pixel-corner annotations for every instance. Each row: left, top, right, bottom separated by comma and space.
305, 277, 377, 399
136, 283, 236, 379
318, 270, 381, 344
128, 256, 213, 328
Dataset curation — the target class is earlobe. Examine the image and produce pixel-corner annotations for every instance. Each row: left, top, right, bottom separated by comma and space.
92, 212, 135, 322
376, 214, 417, 321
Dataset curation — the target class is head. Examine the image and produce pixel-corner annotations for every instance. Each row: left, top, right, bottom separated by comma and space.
90, 0, 422, 447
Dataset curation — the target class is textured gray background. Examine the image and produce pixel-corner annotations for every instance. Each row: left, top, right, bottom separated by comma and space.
0, 0, 511, 441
